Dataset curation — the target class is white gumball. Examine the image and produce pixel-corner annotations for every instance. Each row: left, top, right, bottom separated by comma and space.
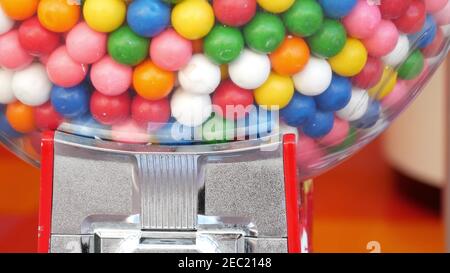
12, 63, 52, 107
0, 68, 15, 104
336, 88, 370, 121
441, 25, 450, 37
293, 57, 332, 96
229, 49, 271, 90
382, 35, 410, 68
178, 54, 221, 95
171, 88, 212, 127
0, 6, 14, 35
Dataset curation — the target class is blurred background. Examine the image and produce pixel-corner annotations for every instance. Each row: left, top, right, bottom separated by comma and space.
0, 56, 449, 253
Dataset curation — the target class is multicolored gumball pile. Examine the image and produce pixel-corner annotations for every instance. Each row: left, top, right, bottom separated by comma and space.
0, 0, 449, 175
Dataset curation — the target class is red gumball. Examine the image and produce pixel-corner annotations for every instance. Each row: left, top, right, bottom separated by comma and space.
34, 102, 64, 131
213, 0, 257, 27
351, 57, 383, 89
90, 91, 130, 125
393, 0, 426, 34
212, 80, 254, 120
379, 0, 411, 20
131, 95, 170, 131
422, 28, 445, 58
18, 16, 60, 56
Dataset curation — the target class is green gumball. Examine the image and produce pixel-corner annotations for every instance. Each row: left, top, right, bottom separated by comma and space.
108, 25, 150, 66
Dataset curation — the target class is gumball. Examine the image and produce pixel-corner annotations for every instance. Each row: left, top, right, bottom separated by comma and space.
315, 74, 352, 112
409, 15, 437, 49
202, 114, 236, 143
171, 88, 212, 127
33, 102, 63, 131
254, 73, 295, 110
362, 20, 399, 57
270, 36, 310, 76
422, 28, 445, 57
302, 111, 334, 139
434, 1, 450, 26
127, 0, 170, 38
133, 60, 175, 100
47, 46, 88, 88
90, 56, 132, 97
66, 22, 107, 64
282, 0, 323, 38
0, 0, 39, 20
393, 0, 426, 34
12, 63, 52, 107
212, 80, 254, 120
0, 113, 22, 138
318, 118, 350, 147
280, 93, 316, 127
352, 100, 380, 129
204, 25, 244, 64
244, 107, 277, 139
293, 56, 332, 96
307, 19, 347, 58
150, 28, 193, 71
83, 0, 127, 33
171, 0, 215, 40
37, 0, 80, 33
352, 57, 383, 89
381, 35, 410, 67
108, 25, 150, 66
244, 12, 286, 53
90, 91, 130, 125
0, 68, 15, 104
329, 38, 367, 77
381, 80, 409, 109
336, 88, 370, 121
64, 113, 108, 139
343, 0, 382, 39
0, 30, 33, 70
257, 0, 294, 13
229, 49, 271, 89
178, 54, 221, 95
296, 135, 325, 171
0, 4, 14, 35
398, 50, 424, 80
379, 0, 411, 20
213, 0, 257, 27
318, 0, 357, 19
6, 101, 36, 133
368, 67, 398, 99
424, 0, 448, 13
131, 95, 170, 131
111, 119, 149, 144
18, 16, 60, 56
50, 83, 90, 118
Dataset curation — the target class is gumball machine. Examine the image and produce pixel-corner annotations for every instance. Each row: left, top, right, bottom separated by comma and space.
0, 0, 449, 253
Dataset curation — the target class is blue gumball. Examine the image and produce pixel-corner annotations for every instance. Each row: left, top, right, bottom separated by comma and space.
301, 111, 334, 138
156, 118, 197, 145
51, 83, 90, 119
315, 74, 352, 112
0, 113, 22, 138
127, 0, 171, 38
352, 100, 380, 129
280, 93, 316, 127
409, 15, 437, 49
318, 0, 357, 19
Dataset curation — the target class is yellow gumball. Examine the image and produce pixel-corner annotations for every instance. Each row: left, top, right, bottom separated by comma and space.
369, 67, 397, 99
329, 38, 368, 77
254, 73, 295, 110
83, 0, 126, 33
171, 0, 215, 40
257, 0, 295, 13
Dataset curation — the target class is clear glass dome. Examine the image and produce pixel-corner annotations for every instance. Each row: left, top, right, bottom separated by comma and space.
0, 0, 449, 179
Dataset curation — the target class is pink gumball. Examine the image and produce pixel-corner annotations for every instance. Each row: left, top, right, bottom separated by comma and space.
318, 118, 350, 147
150, 28, 193, 71
363, 20, 399, 57
66, 22, 107, 64
297, 136, 325, 172
434, 0, 450, 26
47, 46, 88, 87
343, 0, 382, 39
0, 30, 33, 70
381, 80, 409, 109
91, 56, 132, 96
424, 0, 448, 13
111, 119, 149, 143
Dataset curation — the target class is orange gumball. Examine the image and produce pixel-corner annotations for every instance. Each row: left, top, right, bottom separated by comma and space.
38, 0, 81, 33
270, 36, 310, 76
0, 0, 39, 20
133, 60, 175, 101
6, 101, 36, 133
